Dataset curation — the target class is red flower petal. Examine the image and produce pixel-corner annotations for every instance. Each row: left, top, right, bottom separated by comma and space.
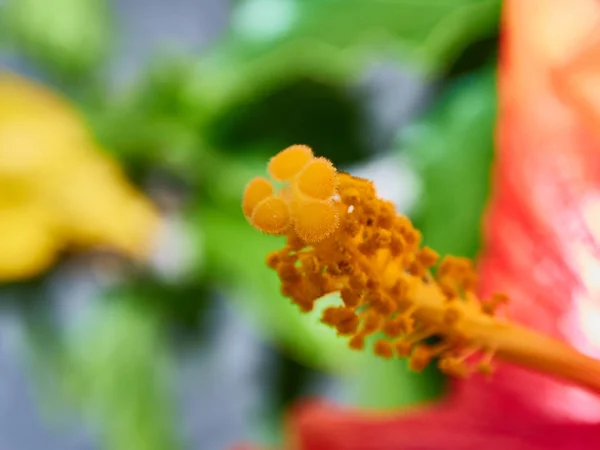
474, 0, 600, 421
287, 399, 600, 450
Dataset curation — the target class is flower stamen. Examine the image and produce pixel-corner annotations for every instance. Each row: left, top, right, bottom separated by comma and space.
243, 146, 600, 394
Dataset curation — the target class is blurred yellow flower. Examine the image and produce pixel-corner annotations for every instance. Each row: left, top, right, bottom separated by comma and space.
0, 72, 160, 282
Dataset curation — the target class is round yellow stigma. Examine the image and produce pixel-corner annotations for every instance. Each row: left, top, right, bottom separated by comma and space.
243, 145, 339, 243
250, 195, 291, 235
267, 144, 314, 181
294, 157, 337, 200
242, 176, 274, 219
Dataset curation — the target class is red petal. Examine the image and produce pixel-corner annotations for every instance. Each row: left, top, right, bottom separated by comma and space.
474, 0, 600, 420
287, 399, 600, 450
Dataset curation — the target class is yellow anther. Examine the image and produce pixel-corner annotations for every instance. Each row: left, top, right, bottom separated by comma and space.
395, 340, 413, 357
483, 293, 510, 315
438, 356, 469, 378
294, 156, 337, 200
361, 312, 382, 334
250, 195, 292, 235
242, 176, 274, 219
417, 246, 439, 270
340, 287, 360, 308
389, 235, 406, 258
267, 144, 314, 181
342, 217, 362, 238
389, 278, 410, 298
476, 348, 496, 378
321, 306, 359, 335
368, 291, 395, 316
409, 345, 433, 372
265, 251, 281, 269
372, 229, 392, 248
277, 263, 301, 284
299, 253, 319, 273
349, 334, 365, 350
397, 314, 415, 335
382, 318, 403, 338
374, 340, 394, 359
349, 271, 368, 291
443, 304, 462, 325
340, 187, 360, 205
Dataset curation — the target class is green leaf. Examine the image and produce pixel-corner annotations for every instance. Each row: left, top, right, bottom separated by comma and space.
234, 0, 500, 65
183, 0, 500, 116
2, 0, 112, 77
89, 1, 500, 174
350, 349, 446, 409
401, 66, 497, 257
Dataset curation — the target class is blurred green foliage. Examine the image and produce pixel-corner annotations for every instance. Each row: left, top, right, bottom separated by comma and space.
402, 67, 497, 258
86, 0, 501, 164
230, 0, 500, 71
18, 281, 179, 450
2, 0, 111, 78
61, 298, 180, 450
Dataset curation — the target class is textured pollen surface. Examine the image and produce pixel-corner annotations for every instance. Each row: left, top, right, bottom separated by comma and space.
267, 144, 314, 181
292, 198, 339, 243
251, 196, 291, 235
295, 157, 338, 200
242, 176, 274, 219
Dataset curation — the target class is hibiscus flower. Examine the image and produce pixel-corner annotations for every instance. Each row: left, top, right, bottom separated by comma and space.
239, 0, 600, 448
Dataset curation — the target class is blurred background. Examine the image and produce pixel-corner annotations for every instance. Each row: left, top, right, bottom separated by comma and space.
0, 0, 500, 449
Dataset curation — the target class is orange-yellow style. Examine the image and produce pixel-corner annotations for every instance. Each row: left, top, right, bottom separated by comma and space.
242, 146, 600, 393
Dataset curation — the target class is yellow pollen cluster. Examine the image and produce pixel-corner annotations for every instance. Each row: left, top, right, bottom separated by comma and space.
243, 145, 339, 242
243, 146, 511, 378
